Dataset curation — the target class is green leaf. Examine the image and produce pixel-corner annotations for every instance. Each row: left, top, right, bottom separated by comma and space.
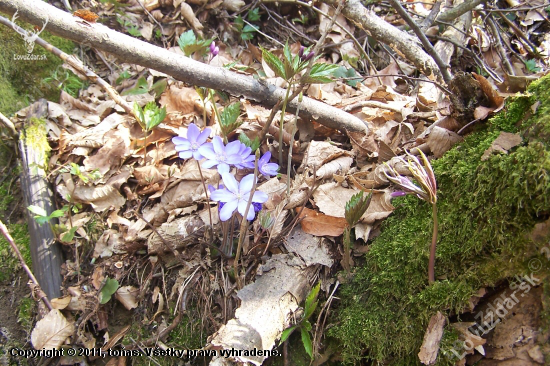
234, 16, 244, 31
151, 78, 167, 98
241, 25, 258, 41
133, 102, 145, 130
280, 325, 297, 343
300, 327, 313, 359
27, 205, 47, 218
345, 191, 372, 227
116, 70, 131, 85
143, 102, 166, 131
178, 30, 197, 55
61, 226, 78, 243
261, 47, 286, 80
525, 59, 541, 73
99, 278, 119, 304
304, 282, 320, 320
247, 8, 261, 21
122, 77, 149, 96
49, 209, 67, 219
303, 63, 340, 84
127, 26, 141, 37
219, 102, 242, 137
239, 133, 260, 151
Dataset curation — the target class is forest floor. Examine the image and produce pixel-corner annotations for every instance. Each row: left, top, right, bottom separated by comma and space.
1, 0, 550, 365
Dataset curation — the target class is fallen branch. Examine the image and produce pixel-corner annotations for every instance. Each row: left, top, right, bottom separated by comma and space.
321, 0, 442, 82
0, 0, 368, 134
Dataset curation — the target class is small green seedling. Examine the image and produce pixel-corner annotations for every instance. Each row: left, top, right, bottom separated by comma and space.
178, 30, 213, 57
343, 191, 372, 271
280, 282, 321, 359
133, 101, 167, 163
27, 205, 67, 226
99, 277, 119, 304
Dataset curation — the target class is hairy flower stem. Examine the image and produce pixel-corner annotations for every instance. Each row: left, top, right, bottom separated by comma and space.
286, 104, 300, 197
428, 203, 438, 284
208, 89, 225, 143
234, 151, 260, 289
195, 160, 213, 229
343, 227, 352, 272
278, 83, 293, 165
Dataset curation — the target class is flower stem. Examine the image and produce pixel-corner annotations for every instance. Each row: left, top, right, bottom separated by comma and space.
196, 160, 213, 229
278, 83, 293, 165
428, 203, 438, 284
209, 89, 225, 143
234, 150, 260, 289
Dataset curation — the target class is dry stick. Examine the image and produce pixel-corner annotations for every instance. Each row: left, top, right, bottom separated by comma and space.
420, 0, 442, 31
360, 74, 453, 96
0, 220, 53, 311
485, 15, 515, 75
387, 0, 452, 84
435, 0, 488, 23
493, 9, 538, 54
0, 111, 17, 137
0, 2, 367, 134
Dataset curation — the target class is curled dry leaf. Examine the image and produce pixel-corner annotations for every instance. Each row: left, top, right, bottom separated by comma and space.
51, 295, 72, 310
180, 2, 203, 31
481, 132, 522, 161
115, 286, 140, 310
298, 207, 348, 237
31, 309, 75, 350
313, 182, 358, 218
426, 126, 463, 158
299, 141, 351, 172
316, 155, 354, 179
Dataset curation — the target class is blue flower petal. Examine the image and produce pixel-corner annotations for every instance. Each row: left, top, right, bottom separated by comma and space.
220, 200, 238, 221
221, 172, 239, 194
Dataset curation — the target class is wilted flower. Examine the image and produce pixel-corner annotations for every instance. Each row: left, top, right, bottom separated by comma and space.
258, 151, 279, 177
199, 136, 244, 173
384, 150, 437, 204
172, 123, 211, 160
211, 173, 268, 221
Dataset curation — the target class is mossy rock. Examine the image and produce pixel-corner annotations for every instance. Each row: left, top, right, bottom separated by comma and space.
0, 21, 75, 116
330, 75, 550, 365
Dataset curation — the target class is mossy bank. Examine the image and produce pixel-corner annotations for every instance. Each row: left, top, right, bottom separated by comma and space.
330, 74, 550, 364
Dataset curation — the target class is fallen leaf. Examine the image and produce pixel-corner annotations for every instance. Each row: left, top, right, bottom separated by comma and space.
298, 207, 348, 237
481, 132, 522, 161
115, 286, 140, 310
313, 182, 358, 218
51, 296, 72, 310
426, 126, 463, 158
31, 309, 74, 349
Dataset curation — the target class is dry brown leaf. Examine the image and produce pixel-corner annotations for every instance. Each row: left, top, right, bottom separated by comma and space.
222, 0, 245, 11
472, 72, 505, 109
284, 228, 333, 267
94, 230, 126, 258
159, 85, 201, 114
180, 2, 203, 31
313, 182, 357, 217
316, 156, 354, 179
426, 126, 463, 158
115, 286, 139, 310
299, 141, 350, 172
418, 311, 446, 365
481, 132, 522, 161
361, 190, 394, 224
31, 309, 75, 350
83, 128, 131, 178
133, 165, 167, 186
51, 295, 72, 310
451, 322, 486, 358
298, 207, 347, 237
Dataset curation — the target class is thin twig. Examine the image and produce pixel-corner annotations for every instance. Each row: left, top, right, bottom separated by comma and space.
486, 15, 515, 75
0, 220, 52, 310
388, 0, 452, 83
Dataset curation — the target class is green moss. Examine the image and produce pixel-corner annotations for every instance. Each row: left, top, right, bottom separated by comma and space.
22, 117, 50, 168
17, 297, 34, 334
0, 24, 75, 116
0, 223, 31, 282
330, 75, 550, 364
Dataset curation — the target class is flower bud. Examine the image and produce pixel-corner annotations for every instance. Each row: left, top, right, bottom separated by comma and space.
303, 51, 315, 62
298, 46, 305, 58
210, 41, 219, 57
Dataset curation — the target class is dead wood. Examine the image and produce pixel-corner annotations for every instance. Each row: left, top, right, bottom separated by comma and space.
18, 99, 63, 300
0, 0, 368, 134
321, 0, 442, 82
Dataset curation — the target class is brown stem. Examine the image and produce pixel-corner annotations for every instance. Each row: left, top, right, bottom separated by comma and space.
196, 160, 213, 229
0, 220, 52, 310
428, 203, 438, 284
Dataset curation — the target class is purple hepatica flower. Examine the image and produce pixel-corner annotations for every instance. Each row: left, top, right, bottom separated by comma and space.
199, 136, 243, 173
172, 123, 211, 160
233, 143, 255, 170
258, 151, 279, 177
210, 173, 268, 221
